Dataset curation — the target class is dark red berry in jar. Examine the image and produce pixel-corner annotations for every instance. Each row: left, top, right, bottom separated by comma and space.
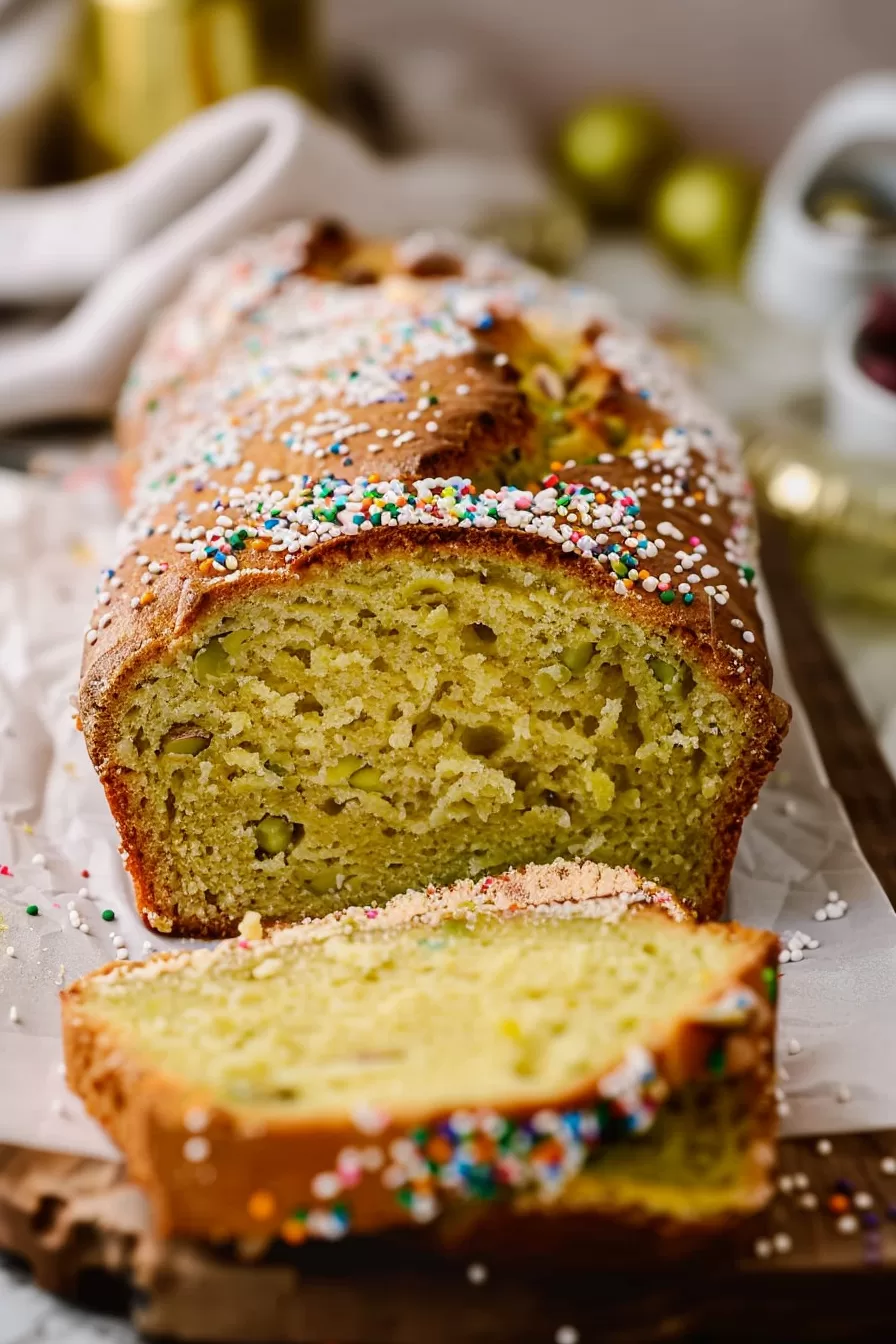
856, 289, 896, 394
857, 351, 896, 393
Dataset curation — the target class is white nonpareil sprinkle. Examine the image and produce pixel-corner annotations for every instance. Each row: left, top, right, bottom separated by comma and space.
555, 1329, 580, 1344
466, 1263, 488, 1285
8, 1006, 19, 1024
881, 1156, 896, 1176
799, 1192, 819, 1210
778, 1174, 794, 1194
183, 1136, 211, 1163
788, 1039, 802, 1055
773, 1232, 793, 1255
116, 948, 129, 960
31, 853, 45, 866
793, 1172, 810, 1190
5, 947, 14, 958
836, 1214, 859, 1235
351, 1103, 389, 1136
753, 1237, 773, 1259
816, 891, 849, 922
78, 887, 89, 897
854, 1191, 873, 1210
816, 1138, 833, 1155
778, 949, 791, 964
836, 1085, 852, 1103
311, 1171, 342, 1201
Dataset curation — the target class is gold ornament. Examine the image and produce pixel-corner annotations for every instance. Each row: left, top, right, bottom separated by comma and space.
557, 98, 680, 222
484, 195, 589, 274
73, 0, 322, 172
649, 156, 759, 279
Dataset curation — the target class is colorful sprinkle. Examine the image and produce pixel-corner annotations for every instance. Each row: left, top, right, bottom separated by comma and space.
247, 1189, 276, 1221
281, 1216, 309, 1245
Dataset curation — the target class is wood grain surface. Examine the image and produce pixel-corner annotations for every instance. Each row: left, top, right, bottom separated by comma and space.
1, 514, 895, 1342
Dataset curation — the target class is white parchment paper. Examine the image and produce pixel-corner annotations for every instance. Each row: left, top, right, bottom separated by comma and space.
0, 445, 895, 1160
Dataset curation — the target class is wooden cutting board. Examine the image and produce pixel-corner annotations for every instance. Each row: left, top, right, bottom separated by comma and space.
2, 515, 896, 1343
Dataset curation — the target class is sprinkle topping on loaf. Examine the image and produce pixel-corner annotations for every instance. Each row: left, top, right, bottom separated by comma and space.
86, 223, 759, 669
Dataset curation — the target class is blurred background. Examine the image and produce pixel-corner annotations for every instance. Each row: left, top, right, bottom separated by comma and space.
2, 0, 896, 764
328, 0, 892, 163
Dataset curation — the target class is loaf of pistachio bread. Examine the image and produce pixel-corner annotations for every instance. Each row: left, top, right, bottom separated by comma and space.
80, 221, 789, 935
62, 860, 778, 1246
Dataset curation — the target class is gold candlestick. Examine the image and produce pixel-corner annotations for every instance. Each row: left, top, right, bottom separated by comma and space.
73, 0, 322, 171
746, 421, 896, 612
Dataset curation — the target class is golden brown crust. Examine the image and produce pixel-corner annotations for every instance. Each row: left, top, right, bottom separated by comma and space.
61, 884, 779, 1245
78, 221, 790, 934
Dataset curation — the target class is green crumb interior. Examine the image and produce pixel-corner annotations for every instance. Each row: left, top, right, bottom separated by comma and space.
81, 909, 747, 1116
519, 1078, 761, 1221
113, 555, 747, 929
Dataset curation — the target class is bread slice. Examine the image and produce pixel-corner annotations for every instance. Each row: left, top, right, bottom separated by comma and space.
61, 860, 778, 1246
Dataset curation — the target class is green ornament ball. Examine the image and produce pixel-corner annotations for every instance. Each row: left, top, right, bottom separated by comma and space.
484, 196, 589, 274
649, 156, 759, 279
557, 97, 680, 222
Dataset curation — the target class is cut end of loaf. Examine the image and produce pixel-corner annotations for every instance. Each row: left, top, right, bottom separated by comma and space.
99, 542, 772, 934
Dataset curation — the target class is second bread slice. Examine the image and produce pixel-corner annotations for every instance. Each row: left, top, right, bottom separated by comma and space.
62, 860, 778, 1245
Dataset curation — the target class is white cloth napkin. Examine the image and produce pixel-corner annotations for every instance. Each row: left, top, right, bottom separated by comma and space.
0, 88, 555, 428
